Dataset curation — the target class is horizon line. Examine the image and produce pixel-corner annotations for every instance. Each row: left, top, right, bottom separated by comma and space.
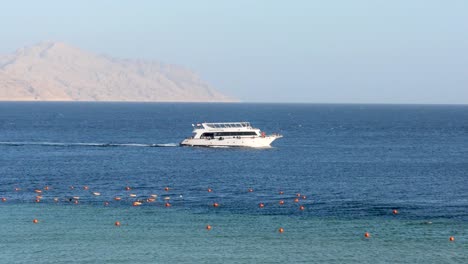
0, 100, 466, 106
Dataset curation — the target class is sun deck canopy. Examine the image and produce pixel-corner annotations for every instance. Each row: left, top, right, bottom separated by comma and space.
200, 122, 252, 129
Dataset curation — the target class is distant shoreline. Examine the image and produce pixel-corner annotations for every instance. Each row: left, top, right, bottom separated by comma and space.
0, 100, 466, 106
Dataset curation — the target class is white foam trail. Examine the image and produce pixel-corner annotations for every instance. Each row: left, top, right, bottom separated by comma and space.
0, 141, 179, 148
113, 143, 150, 147
152, 143, 178, 147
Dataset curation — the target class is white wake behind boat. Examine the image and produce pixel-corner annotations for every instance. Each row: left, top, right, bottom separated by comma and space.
180, 122, 282, 148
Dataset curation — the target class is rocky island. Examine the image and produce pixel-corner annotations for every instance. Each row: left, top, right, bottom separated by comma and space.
0, 42, 233, 102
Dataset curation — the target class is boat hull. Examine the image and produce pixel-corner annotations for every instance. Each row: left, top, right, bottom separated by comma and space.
180, 135, 281, 148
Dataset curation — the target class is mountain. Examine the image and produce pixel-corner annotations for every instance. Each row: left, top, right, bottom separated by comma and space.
0, 42, 234, 102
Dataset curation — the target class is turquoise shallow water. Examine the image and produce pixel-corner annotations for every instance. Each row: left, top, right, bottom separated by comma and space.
0, 103, 467, 263
1, 204, 466, 264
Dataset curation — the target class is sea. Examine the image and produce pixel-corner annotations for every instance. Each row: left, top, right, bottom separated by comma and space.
0, 102, 466, 263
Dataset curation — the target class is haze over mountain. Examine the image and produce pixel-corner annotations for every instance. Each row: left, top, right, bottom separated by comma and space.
0, 42, 233, 102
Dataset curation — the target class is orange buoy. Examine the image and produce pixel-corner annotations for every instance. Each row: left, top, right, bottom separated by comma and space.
207, 188, 213, 192
294, 198, 299, 203
449, 236, 455, 241
132, 201, 142, 206
44, 186, 50, 191
164, 187, 170, 191
35, 199, 41, 203
165, 202, 171, 207
279, 200, 285, 205
364, 232, 370, 238
302, 195, 306, 200
296, 193, 301, 197
83, 186, 89, 190
114, 221, 121, 227
104, 201, 109, 206
278, 227, 284, 233
206, 225, 212, 230
1, 198, 6, 202
33, 219, 39, 224
34, 189, 42, 194
125, 186, 131, 191
248, 188, 254, 193
213, 202, 219, 208
299, 205, 305, 211
259, 203, 265, 208
74, 200, 79, 204
279, 191, 284, 195
393, 209, 398, 215
114, 197, 121, 201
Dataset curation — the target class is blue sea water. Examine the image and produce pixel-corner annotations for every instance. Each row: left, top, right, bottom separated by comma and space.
0, 102, 467, 263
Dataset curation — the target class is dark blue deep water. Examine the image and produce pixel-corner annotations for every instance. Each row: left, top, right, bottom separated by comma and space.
0, 102, 467, 263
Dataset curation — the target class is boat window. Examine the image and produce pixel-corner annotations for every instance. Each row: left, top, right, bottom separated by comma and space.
201, 133, 215, 138
211, 132, 257, 137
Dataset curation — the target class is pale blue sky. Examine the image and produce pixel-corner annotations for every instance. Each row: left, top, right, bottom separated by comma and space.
1, 0, 467, 103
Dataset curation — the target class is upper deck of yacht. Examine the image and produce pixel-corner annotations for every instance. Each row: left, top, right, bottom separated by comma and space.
194, 122, 255, 130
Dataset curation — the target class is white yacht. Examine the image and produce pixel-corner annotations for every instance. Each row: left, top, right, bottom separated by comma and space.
180, 122, 282, 148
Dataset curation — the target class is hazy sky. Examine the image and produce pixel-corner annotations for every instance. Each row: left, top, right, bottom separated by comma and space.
1, 0, 467, 103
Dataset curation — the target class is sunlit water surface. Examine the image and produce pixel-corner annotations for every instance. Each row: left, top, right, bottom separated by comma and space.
0, 103, 467, 263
